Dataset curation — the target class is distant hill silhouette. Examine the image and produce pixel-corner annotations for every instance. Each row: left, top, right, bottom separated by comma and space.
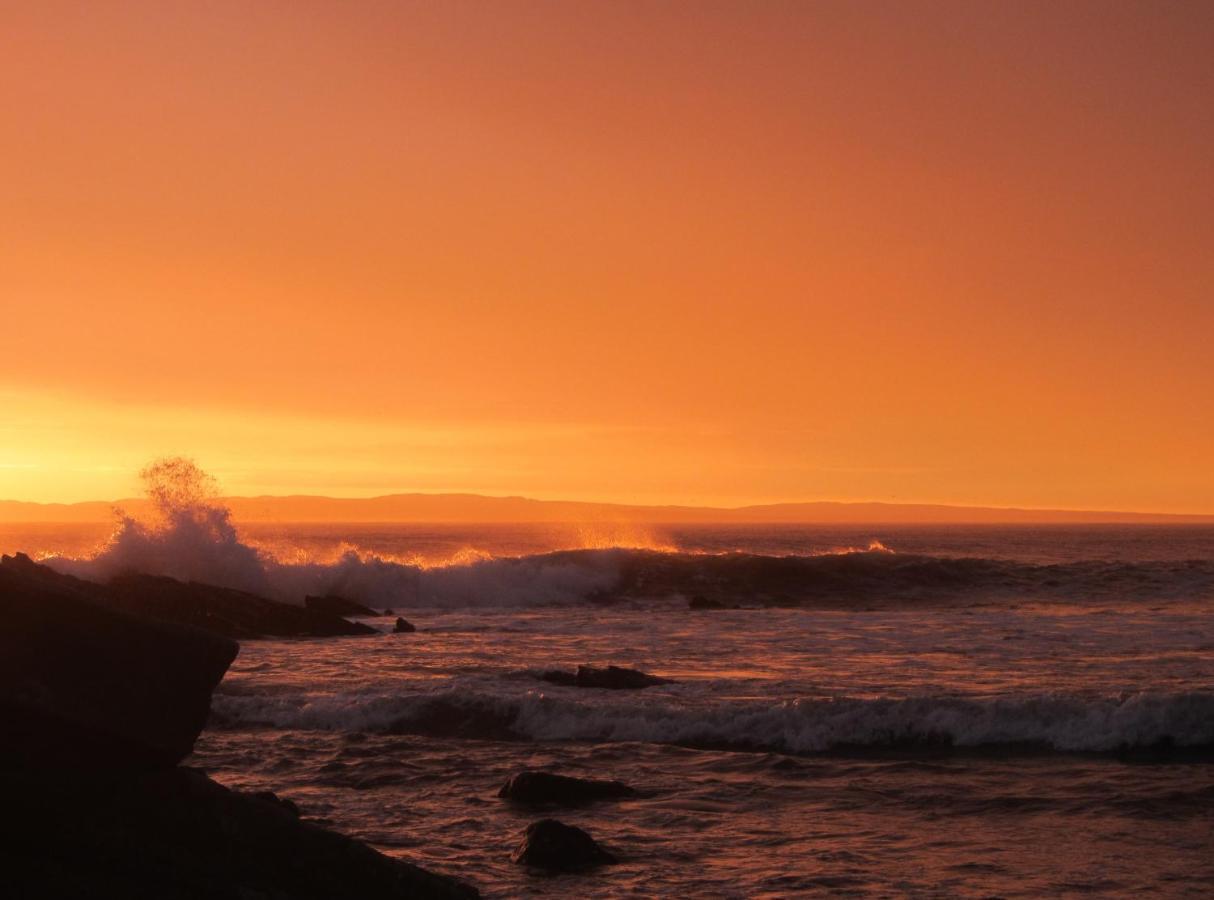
1, 494, 1211, 524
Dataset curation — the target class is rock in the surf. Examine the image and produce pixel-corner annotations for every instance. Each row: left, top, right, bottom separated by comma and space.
539, 664, 672, 690
305, 594, 381, 618
105, 573, 379, 639
498, 771, 637, 806
510, 818, 618, 871
393, 616, 417, 633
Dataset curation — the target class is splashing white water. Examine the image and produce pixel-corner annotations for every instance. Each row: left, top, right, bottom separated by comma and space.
46, 458, 624, 607
52, 458, 271, 595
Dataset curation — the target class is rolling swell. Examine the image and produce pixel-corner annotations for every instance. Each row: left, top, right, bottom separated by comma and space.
31, 470, 1214, 608
40, 483, 1214, 607
297, 546, 1214, 608
605, 549, 1214, 606
211, 688, 1214, 756
53, 542, 1214, 608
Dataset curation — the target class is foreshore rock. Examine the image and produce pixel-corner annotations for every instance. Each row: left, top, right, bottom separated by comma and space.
539, 664, 673, 690
5, 767, 479, 900
394, 616, 417, 633
0, 551, 479, 899
511, 818, 618, 871
499, 770, 637, 806
1, 555, 237, 771
0, 553, 377, 640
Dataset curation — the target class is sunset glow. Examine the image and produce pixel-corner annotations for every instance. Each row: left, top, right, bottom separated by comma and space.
3, 7, 1214, 896
2, 2, 1212, 512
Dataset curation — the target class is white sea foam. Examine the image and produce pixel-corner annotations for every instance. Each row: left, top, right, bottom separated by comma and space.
210, 687, 1214, 754
53, 535, 624, 608
42, 458, 619, 606
41, 458, 1214, 609
50, 460, 272, 596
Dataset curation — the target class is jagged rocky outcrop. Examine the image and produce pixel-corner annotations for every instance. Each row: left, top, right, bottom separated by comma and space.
1, 553, 376, 639
393, 616, 417, 633
498, 771, 637, 806
0, 552, 479, 899
510, 819, 618, 871
539, 664, 673, 690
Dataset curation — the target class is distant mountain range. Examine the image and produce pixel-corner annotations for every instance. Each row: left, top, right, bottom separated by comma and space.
1, 493, 1212, 524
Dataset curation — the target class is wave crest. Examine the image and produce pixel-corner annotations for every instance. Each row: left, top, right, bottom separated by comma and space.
41, 459, 1214, 608
53, 458, 271, 596
211, 688, 1214, 755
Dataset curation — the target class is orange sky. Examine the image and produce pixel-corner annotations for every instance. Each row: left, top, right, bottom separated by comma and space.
1, 2, 1212, 511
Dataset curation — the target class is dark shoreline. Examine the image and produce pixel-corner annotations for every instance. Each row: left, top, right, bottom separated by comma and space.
1, 552, 479, 899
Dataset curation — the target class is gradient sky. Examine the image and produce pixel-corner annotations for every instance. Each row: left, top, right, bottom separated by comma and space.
2, 1, 1212, 510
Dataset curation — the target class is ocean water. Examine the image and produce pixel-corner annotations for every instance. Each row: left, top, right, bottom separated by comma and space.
6, 521, 1214, 896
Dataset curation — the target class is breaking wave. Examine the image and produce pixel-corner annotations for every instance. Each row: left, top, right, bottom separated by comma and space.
211, 687, 1214, 756
50, 539, 1214, 610
41, 458, 1214, 608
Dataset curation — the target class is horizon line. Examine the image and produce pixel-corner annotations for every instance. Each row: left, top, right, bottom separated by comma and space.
1, 491, 1212, 523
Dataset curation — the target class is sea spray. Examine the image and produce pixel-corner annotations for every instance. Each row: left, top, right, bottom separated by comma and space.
41, 458, 1214, 609
52, 458, 272, 596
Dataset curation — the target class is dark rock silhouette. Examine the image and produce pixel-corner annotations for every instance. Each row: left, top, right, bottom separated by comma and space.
0, 551, 479, 899
1, 554, 237, 771
539, 664, 672, 690
393, 616, 417, 633
0, 553, 376, 640
498, 770, 637, 806
689, 594, 733, 610
248, 789, 301, 818
5, 767, 479, 899
107, 574, 379, 639
305, 594, 381, 618
510, 818, 618, 871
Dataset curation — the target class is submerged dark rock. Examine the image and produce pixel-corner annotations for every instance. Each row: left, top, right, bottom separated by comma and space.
539, 664, 672, 690
0, 554, 237, 771
393, 616, 417, 633
4, 767, 479, 899
498, 770, 637, 806
510, 818, 618, 871
305, 594, 381, 618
